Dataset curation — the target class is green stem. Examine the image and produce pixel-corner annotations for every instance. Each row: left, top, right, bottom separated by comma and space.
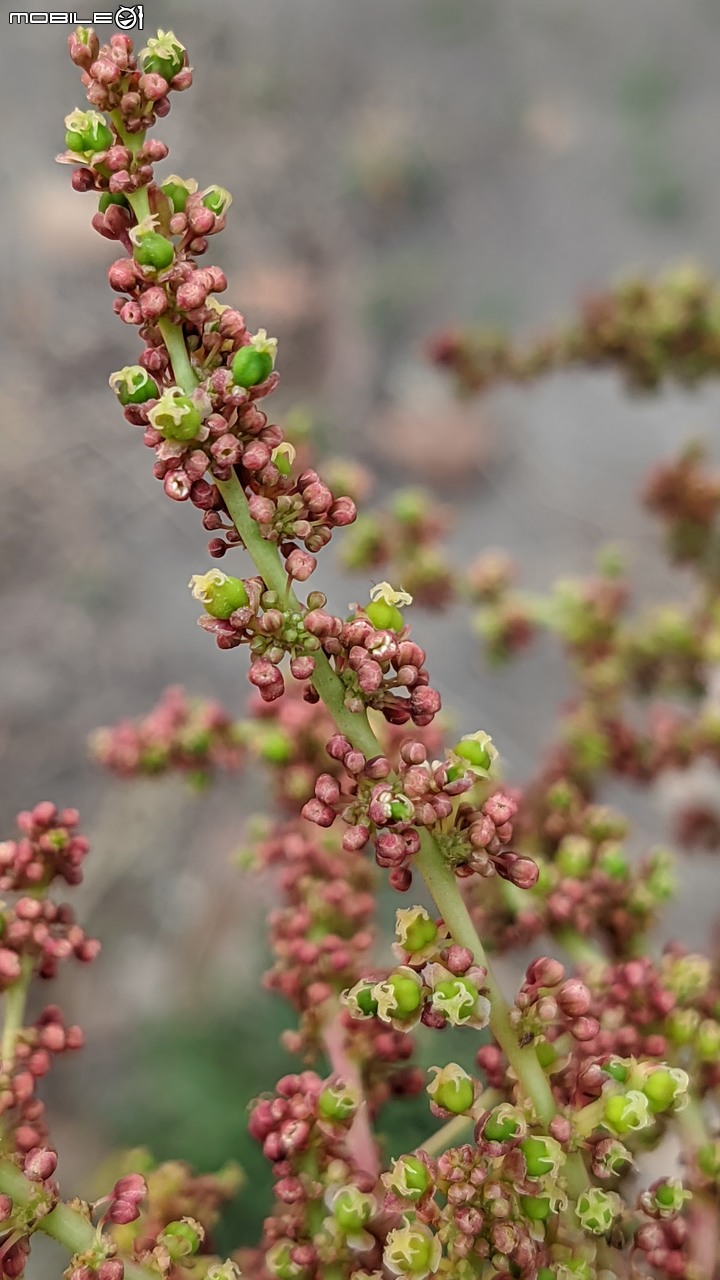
109, 118, 151, 224
556, 929, 605, 968
1, 958, 33, 1071
421, 1112, 475, 1158
216, 472, 380, 758
157, 317, 199, 395
0, 1161, 153, 1280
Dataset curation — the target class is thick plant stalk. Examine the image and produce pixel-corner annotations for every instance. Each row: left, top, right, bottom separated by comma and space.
0, 1161, 153, 1280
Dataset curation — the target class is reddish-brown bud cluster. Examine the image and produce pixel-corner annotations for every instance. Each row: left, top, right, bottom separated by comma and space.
91, 685, 244, 780
0, 803, 90, 891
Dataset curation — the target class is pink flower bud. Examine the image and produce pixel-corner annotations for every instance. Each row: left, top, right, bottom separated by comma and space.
108, 258, 138, 292
289, 655, 315, 680
301, 798, 335, 829
140, 286, 168, 320
139, 72, 169, 101
557, 979, 592, 1017
23, 1147, 58, 1182
526, 957, 565, 988
286, 549, 317, 582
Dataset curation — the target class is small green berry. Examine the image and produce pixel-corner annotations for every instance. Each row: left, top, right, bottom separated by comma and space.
133, 231, 175, 271
386, 973, 423, 1017
64, 109, 113, 154
109, 365, 159, 407
603, 1060, 629, 1083
520, 1194, 551, 1221
644, 1067, 685, 1114
141, 29, 186, 81
389, 797, 414, 822
453, 738, 491, 770
429, 1066, 475, 1115
161, 177, 196, 213
202, 185, 233, 216
232, 346, 274, 388
260, 731, 293, 764
317, 1082, 358, 1122
521, 1136, 556, 1178
365, 599, 404, 631
148, 388, 201, 441
160, 1219, 203, 1259
98, 191, 129, 213
189, 570, 249, 620
484, 1108, 521, 1143
403, 916, 438, 954
332, 1187, 373, 1232
399, 1156, 430, 1197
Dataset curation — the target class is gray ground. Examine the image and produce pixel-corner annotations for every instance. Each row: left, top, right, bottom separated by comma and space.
2, 0, 720, 1222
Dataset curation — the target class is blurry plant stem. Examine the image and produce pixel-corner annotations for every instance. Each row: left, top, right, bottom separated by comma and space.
420, 1089, 500, 1157
555, 929, 605, 967
1, 957, 33, 1071
0, 1160, 152, 1280
322, 1008, 379, 1179
156, 316, 590, 1197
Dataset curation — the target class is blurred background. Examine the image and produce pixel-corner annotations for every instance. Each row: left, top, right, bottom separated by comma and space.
3, 0, 720, 1259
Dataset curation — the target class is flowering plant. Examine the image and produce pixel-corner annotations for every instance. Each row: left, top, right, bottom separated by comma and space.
0, 22, 718, 1280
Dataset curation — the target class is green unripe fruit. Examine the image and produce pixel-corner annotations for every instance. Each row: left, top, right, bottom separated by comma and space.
400, 1235, 433, 1273
142, 34, 185, 82
435, 977, 477, 1005
391, 489, 427, 523
433, 1075, 474, 1115
149, 389, 201, 441
260, 731, 293, 764
484, 1109, 521, 1143
332, 1188, 373, 1232
133, 232, 175, 271
698, 1141, 720, 1179
603, 1091, 650, 1134
65, 114, 113, 154
538, 1270, 555, 1280
232, 346, 274, 388
202, 185, 232, 215
453, 738, 491, 770
536, 1040, 557, 1069
386, 974, 422, 1016
644, 1069, 678, 1113
162, 179, 193, 212
160, 1220, 202, 1258
355, 986, 379, 1017
399, 1157, 430, 1197
266, 1240, 308, 1280
403, 916, 438, 954
110, 365, 159, 407
520, 1194, 551, 1221
603, 1060, 629, 1083
655, 1183, 677, 1209
521, 1136, 555, 1178
599, 845, 629, 879
98, 191, 129, 213
200, 575, 249, 620
365, 599, 404, 631
317, 1083, 358, 1122
389, 797, 414, 822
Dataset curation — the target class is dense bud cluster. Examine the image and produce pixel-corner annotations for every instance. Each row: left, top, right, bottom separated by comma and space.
91, 684, 245, 780
429, 263, 720, 394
